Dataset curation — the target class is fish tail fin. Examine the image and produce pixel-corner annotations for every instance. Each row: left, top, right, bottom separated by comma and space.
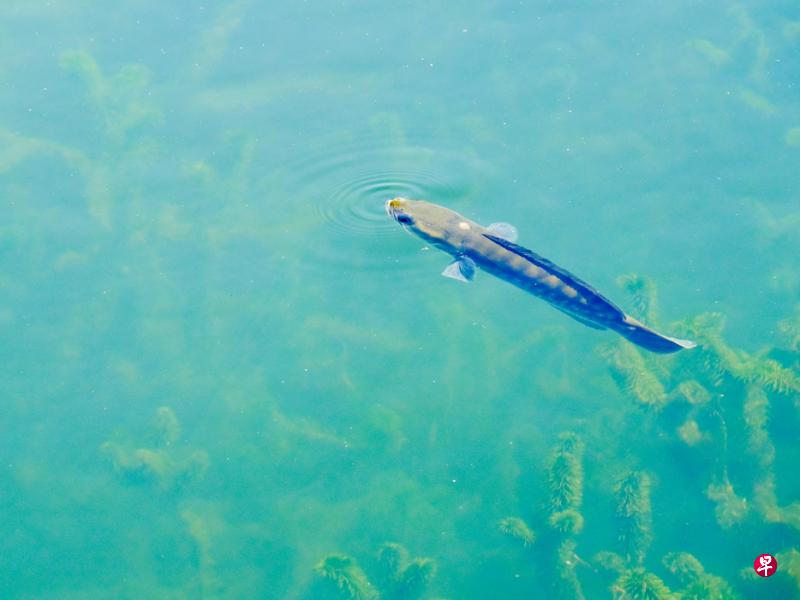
615, 315, 697, 354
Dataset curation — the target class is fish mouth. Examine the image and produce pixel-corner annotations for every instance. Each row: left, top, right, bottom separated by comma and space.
385, 197, 403, 221
385, 197, 416, 236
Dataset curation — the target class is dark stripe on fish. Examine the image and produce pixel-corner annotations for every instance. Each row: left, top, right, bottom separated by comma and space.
482, 233, 626, 324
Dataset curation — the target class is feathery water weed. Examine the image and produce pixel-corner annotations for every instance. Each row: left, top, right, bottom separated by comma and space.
615, 471, 652, 566
676, 418, 705, 446
547, 432, 585, 514
775, 548, 800, 593
705, 478, 749, 529
315, 554, 377, 600
611, 567, 678, 600
662, 552, 740, 600
602, 342, 668, 408
316, 543, 436, 600
59, 49, 163, 144
497, 516, 536, 548
596, 553, 678, 600
101, 406, 209, 491
555, 539, 586, 600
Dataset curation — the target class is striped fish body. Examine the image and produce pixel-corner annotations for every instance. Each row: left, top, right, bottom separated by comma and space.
386, 198, 695, 354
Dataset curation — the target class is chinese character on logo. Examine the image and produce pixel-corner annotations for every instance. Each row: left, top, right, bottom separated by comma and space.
753, 553, 777, 577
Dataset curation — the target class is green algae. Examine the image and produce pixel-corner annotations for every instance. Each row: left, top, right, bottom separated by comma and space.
2, 3, 800, 599
615, 472, 653, 566
676, 418, 705, 446
595, 553, 678, 600
102, 407, 209, 491
775, 548, 800, 593
663, 552, 740, 600
498, 517, 535, 547
602, 342, 668, 409
611, 567, 678, 600
705, 478, 749, 529
315, 543, 435, 600
547, 432, 584, 515
316, 554, 377, 600
555, 538, 586, 600
59, 49, 163, 143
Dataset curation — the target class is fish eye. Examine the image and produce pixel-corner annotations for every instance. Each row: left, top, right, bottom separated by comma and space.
396, 214, 414, 225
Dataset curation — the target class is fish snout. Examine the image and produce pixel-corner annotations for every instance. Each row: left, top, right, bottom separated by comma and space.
385, 197, 413, 225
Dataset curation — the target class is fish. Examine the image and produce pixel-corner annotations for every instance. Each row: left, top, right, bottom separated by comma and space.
385, 197, 696, 354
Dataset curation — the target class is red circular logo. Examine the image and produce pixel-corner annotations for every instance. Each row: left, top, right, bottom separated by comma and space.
754, 554, 777, 577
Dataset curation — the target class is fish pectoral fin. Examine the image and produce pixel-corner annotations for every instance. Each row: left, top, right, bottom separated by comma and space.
554, 306, 607, 330
487, 222, 518, 242
441, 256, 476, 282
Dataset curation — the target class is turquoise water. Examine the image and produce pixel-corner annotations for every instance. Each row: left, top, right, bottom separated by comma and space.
2, 2, 799, 598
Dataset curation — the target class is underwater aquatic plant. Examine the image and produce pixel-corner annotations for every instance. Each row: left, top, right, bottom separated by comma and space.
316, 543, 435, 600
556, 539, 586, 600
496, 433, 587, 596
101, 406, 209, 491
679, 312, 800, 395
705, 478, 748, 529
675, 380, 711, 405
776, 548, 800, 592
392, 558, 436, 600
547, 432, 584, 514
662, 551, 704, 582
741, 384, 800, 530
611, 567, 678, 600
549, 508, 585, 535
672, 313, 728, 387
315, 554, 377, 600
753, 475, 800, 531
677, 418, 705, 446
595, 551, 627, 574
662, 552, 740, 600
735, 354, 800, 395
596, 553, 677, 600
615, 472, 653, 565
544, 434, 588, 597
59, 49, 163, 143
498, 517, 535, 547
376, 542, 409, 587
181, 508, 224, 598
743, 385, 774, 468
602, 342, 668, 408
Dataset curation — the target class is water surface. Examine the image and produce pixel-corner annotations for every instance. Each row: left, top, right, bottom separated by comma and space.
1, 2, 799, 598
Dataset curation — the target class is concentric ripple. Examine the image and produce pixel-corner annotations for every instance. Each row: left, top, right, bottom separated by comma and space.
271, 130, 487, 284
318, 169, 455, 237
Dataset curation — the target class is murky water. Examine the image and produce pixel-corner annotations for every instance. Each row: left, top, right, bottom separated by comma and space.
1, 2, 799, 599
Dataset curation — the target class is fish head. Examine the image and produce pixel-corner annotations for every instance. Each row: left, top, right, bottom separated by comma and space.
385, 197, 476, 250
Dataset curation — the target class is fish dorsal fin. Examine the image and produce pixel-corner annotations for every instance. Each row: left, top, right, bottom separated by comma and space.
486, 222, 518, 242
482, 233, 625, 321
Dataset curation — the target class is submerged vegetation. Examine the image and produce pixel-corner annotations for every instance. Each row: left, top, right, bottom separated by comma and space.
102, 407, 209, 490
315, 543, 436, 600
2, 2, 799, 598
491, 275, 799, 598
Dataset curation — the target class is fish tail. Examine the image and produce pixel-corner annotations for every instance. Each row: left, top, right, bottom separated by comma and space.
614, 315, 697, 354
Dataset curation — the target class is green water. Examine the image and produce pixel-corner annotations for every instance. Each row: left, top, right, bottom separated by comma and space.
2, 2, 799, 598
